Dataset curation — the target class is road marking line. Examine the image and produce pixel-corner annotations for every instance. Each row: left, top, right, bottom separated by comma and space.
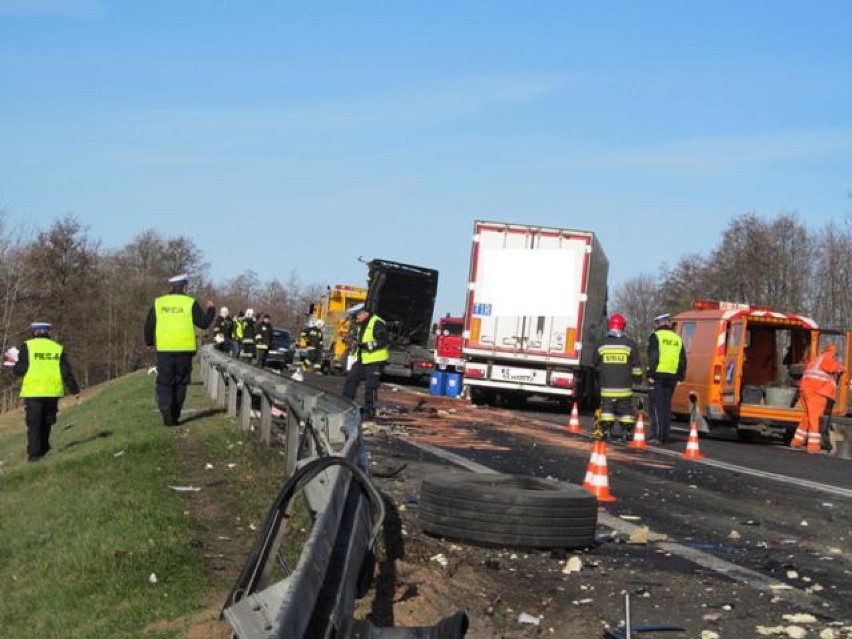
539, 419, 852, 500
406, 439, 817, 601
618, 443, 852, 500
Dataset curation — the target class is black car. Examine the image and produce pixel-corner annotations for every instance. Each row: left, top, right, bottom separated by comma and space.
265, 327, 294, 370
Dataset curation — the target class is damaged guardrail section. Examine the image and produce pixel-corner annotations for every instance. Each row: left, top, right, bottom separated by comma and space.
200, 347, 379, 638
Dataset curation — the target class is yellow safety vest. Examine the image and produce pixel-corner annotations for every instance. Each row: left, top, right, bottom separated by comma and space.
360, 316, 390, 365
654, 328, 682, 375
154, 294, 197, 352
20, 338, 64, 398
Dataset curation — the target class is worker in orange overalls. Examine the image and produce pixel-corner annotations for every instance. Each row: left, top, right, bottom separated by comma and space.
791, 343, 843, 453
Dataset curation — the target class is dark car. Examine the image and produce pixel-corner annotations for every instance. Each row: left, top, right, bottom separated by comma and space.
266, 327, 294, 370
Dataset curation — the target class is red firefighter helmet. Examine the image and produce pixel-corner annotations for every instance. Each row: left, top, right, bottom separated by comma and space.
608, 313, 627, 332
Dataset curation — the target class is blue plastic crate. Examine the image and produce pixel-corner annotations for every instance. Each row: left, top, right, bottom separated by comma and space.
445, 372, 463, 398
429, 371, 447, 396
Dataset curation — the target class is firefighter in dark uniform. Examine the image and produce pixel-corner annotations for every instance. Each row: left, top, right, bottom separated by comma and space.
144, 273, 215, 426
647, 313, 687, 444
212, 306, 234, 353
342, 304, 389, 420
240, 309, 257, 361
594, 313, 643, 440
301, 320, 324, 371
255, 313, 273, 368
12, 322, 80, 461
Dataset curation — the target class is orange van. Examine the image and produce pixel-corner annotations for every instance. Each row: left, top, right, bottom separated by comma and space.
671, 300, 850, 441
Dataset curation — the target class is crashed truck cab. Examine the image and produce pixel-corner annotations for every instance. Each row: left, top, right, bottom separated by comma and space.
671, 299, 851, 440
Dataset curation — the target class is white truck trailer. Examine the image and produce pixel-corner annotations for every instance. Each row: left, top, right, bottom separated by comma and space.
462, 220, 609, 408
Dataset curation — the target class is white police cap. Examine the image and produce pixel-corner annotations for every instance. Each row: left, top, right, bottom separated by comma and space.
347, 303, 366, 315
654, 313, 672, 325
168, 273, 189, 285
31, 322, 52, 331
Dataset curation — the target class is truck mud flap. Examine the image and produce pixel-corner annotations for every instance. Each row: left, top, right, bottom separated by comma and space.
351, 611, 469, 638
688, 392, 711, 434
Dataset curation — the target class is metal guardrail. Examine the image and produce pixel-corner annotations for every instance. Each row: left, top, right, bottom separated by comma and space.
199, 347, 468, 639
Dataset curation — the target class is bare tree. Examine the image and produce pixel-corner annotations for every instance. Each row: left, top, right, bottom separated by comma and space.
658, 253, 711, 312
810, 222, 852, 328
20, 215, 103, 385
613, 274, 663, 363
0, 212, 34, 412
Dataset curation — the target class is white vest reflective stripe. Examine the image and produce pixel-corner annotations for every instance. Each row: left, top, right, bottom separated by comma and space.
803, 355, 836, 384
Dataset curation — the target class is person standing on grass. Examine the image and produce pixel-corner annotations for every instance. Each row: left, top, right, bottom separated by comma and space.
11, 322, 80, 462
144, 273, 215, 426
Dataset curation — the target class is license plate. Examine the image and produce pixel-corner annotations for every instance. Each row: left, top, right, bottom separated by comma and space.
491, 366, 547, 385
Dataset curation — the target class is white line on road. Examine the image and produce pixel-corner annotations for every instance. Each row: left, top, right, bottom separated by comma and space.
617, 442, 852, 500
407, 440, 818, 601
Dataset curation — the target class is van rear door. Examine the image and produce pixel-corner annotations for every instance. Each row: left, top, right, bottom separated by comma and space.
721, 319, 748, 406
818, 329, 851, 415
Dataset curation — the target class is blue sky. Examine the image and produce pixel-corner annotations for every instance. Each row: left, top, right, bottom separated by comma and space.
1, 1, 851, 316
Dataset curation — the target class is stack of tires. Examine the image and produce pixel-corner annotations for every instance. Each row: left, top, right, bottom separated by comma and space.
419, 473, 597, 549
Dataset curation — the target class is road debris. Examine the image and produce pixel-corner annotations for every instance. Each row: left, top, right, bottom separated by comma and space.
518, 612, 542, 626
629, 526, 650, 545
168, 485, 201, 492
430, 553, 448, 568
562, 556, 582, 575
783, 614, 817, 624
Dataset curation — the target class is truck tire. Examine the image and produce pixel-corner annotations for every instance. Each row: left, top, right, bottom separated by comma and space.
419, 473, 597, 549
470, 387, 494, 406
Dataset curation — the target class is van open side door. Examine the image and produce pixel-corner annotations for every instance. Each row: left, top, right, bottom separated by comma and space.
721, 319, 748, 407
817, 329, 852, 415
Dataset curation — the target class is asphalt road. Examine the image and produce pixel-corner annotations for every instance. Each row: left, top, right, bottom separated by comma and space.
305, 372, 852, 637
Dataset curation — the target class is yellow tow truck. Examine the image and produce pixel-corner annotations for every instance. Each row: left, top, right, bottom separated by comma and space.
298, 284, 367, 374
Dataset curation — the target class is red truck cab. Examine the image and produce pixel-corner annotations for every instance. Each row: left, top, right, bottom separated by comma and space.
434, 315, 465, 372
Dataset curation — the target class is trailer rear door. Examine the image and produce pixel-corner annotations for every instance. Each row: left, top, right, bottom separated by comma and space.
721, 318, 747, 406
468, 225, 590, 362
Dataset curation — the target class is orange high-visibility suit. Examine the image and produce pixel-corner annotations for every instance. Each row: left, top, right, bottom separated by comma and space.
792, 344, 843, 453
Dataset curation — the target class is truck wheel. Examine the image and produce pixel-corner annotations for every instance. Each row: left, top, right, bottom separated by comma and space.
470, 387, 493, 406
419, 473, 597, 549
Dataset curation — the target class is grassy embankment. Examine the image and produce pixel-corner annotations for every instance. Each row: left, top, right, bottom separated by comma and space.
0, 368, 287, 638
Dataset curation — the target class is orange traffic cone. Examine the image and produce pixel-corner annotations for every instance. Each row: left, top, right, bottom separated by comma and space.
629, 412, 648, 449
582, 440, 616, 502
565, 403, 583, 434
682, 419, 705, 459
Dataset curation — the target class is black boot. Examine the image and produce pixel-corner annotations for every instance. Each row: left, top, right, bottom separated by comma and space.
820, 416, 833, 452
160, 407, 175, 426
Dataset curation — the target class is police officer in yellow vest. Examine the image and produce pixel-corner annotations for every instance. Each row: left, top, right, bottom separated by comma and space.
342, 303, 389, 421
144, 273, 215, 426
12, 322, 80, 461
647, 313, 687, 444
